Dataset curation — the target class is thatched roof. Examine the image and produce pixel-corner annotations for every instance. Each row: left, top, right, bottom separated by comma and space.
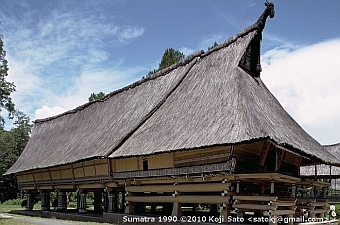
6, 4, 339, 175
300, 143, 340, 177
324, 143, 340, 159
5, 53, 200, 175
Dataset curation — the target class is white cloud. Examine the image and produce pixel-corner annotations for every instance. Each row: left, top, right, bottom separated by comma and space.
261, 39, 340, 144
179, 47, 195, 56
118, 26, 145, 43
199, 34, 224, 50
0, 2, 146, 122
35, 106, 67, 119
32, 66, 144, 120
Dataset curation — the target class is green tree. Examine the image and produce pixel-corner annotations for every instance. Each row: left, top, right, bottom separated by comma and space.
148, 48, 185, 76
0, 127, 17, 202
158, 48, 184, 71
0, 35, 16, 126
0, 112, 32, 202
208, 42, 219, 50
88, 92, 105, 102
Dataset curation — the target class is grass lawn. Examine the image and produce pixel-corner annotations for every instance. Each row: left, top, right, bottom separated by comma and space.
0, 218, 36, 225
0, 202, 41, 213
0, 201, 114, 225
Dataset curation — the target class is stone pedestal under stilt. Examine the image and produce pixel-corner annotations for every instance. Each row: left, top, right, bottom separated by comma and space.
78, 192, 87, 213
94, 191, 102, 212
108, 191, 117, 213
57, 191, 67, 211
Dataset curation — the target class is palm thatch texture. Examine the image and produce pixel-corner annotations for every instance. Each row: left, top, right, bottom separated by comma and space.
5, 2, 339, 175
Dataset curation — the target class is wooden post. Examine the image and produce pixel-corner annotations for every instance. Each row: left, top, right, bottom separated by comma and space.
270, 178, 275, 196
210, 204, 218, 214
220, 203, 231, 218
26, 192, 33, 211
121, 191, 126, 212
151, 204, 157, 214
103, 191, 108, 212
287, 214, 294, 225
291, 184, 296, 198
172, 202, 182, 217
124, 191, 133, 214
314, 164, 317, 178
236, 179, 240, 195
94, 191, 102, 212
310, 185, 315, 199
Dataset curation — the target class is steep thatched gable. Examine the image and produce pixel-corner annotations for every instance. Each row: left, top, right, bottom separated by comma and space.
109, 30, 338, 166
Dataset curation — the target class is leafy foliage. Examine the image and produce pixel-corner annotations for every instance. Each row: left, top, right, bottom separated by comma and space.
208, 42, 219, 50
0, 36, 16, 125
0, 112, 32, 203
147, 48, 185, 76
158, 48, 184, 71
88, 92, 105, 102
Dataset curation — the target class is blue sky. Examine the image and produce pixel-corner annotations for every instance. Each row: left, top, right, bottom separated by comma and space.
0, 0, 339, 145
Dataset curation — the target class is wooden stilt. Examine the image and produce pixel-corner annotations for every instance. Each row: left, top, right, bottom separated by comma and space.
26, 192, 33, 211
172, 202, 182, 217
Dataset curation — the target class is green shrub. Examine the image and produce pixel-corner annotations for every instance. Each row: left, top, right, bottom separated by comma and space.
2, 199, 22, 205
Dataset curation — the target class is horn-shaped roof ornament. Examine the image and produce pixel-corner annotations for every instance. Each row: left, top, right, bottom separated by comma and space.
238, 1, 275, 78
257, 1, 275, 30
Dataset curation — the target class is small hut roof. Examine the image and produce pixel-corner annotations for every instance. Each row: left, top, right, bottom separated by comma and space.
300, 143, 340, 177
6, 4, 339, 175
324, 143, 340, 159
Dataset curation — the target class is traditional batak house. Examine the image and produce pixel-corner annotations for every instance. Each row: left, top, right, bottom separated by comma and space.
300, 143, 340, 198
5, 2, 339, 224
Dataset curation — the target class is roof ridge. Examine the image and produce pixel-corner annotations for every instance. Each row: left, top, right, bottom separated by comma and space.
323, 143, 340, 147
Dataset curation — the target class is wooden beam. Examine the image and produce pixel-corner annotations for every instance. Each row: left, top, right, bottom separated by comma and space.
276, 149, 286, 171
54, 184, 74, 190
296, 198, 316, 203
126, 195, 229, 204
260, 141, 271, 167
233, 196, 278, 201
22, 187, 36, 191
296, 181, 330, 187
38, 185, 54, 190
269, 210, 295, 216
311, 209, 326, 213
269, 200, 296, 207
136, 174, 236, 185
77, 183, 105, 189
233, 203, 276, 210
125, 182, 231, 193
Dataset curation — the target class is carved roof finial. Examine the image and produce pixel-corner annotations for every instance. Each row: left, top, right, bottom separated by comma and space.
257, 0, 275, 30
